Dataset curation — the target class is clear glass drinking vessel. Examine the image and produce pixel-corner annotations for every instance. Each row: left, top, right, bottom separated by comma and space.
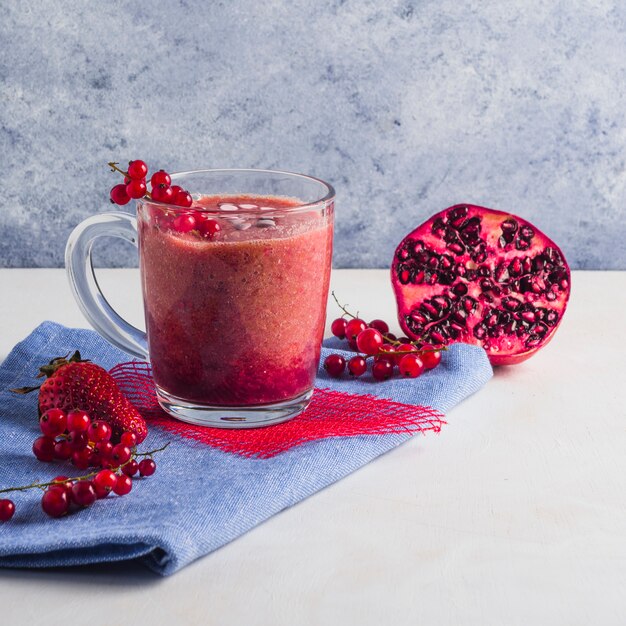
66, 169, 335, 428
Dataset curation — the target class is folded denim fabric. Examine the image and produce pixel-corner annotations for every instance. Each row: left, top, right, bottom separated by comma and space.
0, 322, 492, 575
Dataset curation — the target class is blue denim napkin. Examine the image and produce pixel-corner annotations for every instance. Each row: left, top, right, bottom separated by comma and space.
0, 322, 492, 575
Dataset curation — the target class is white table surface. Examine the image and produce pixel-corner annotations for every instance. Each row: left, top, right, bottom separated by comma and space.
0, 268, 624, 625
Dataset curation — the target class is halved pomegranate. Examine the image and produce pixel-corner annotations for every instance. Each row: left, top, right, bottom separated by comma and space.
391, 204, 570, 365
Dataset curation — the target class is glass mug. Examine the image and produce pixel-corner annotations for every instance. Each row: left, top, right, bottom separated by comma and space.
66, 169, 335, 428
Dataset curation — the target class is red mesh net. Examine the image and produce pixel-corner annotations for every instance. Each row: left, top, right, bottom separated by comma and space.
109, 361, 445, 459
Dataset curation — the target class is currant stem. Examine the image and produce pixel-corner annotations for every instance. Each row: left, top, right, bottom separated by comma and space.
0, 442, 170, 495
108, 162, 128, 177
331, 291, 447, 350
108, 161, 153, 200
331, 291, 356, 320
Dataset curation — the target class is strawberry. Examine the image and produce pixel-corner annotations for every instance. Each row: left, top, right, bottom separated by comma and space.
13, 351, 147, 443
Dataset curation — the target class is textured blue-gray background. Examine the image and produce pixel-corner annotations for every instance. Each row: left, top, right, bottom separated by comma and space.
1, 0, 625, 269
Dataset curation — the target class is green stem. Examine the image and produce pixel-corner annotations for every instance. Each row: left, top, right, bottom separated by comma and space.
107, 162, 153, 200
0, 442, 170, 496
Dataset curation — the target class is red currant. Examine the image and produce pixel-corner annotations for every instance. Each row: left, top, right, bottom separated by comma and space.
196, 215, 221, 239
71, 480, 97, 507
68, 430, 89, 451
375, 343, 396, 364
331, 318, 347, 339
394, 343, 417, 365
71, 447, 92, 470
347, 356, 367, 377
67, 409, 90, 432
51, 476, 73, 494
113, 475, 133, 496
126, 179, 147, 199
372, 359, 394, 381
92, 441, 113, 466
345, 318, 367, 341
39, 408, 67, 437
173, 190, 193, 208
170, 185, 184, 195
398, 353, 425, 378
53, 439, 73, 460
120, 431, 137, 448
111, 444, 132, 466
110, 184, 130, 205
41, 488, 69, 518
127, 160, 148, 180
152, 184, 175, 204
0, 499, 15, 522
94, 469, 118, 496
88, 420, 112, 443
122, 459, 139, 477
324, 354, 346, 377
150, 169, 171, 187
356, 328, 384, 355
420, 344, 442, 370
32, 436, 56, 462
138, 458, 156, 477
172, 213, 196, 233
368, 319, 390, 335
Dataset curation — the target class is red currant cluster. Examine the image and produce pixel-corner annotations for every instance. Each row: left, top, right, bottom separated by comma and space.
107, 159, 222, 240
323, 296, 444, 381
109, 160, 192, 208
0, 408, 167, 521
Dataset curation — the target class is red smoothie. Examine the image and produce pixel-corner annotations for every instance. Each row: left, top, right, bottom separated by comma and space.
138, 195, 333, 406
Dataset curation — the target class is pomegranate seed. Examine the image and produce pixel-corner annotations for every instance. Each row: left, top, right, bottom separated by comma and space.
0, 499, 15, 522
331, 318, 348, 339
398, 353, 425, 378
347, 356, 367, 377
368, 319, 390, 334
172, 213, 196, 233
150, 170, 171, 187
110, 183, 130, 205
138, 459, 157, 477
67, 410, 91, 432
345, 318, 367, 341
356, 328, 384, 355
39, 408, 67, 437
372, 359, 394, 381
152, 184, 175, 204
126, 179, 147, 199
113, 475, 133, 496
32, 436, 56, 462
41, 488, 69, 518
324, 354, 346, 377
420, 344, 442, 370
127, 160, 148, 180
71, 481, 97, 507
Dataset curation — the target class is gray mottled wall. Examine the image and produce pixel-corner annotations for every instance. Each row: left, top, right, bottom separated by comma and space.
1, 0, 625, 269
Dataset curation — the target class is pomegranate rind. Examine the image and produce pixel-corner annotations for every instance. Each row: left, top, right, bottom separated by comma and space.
391, 204, 570, 365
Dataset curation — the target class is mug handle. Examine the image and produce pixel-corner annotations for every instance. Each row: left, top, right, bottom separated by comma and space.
65, 212, 149, 360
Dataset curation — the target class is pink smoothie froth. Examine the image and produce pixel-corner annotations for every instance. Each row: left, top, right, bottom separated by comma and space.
138, 194, 333, 406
